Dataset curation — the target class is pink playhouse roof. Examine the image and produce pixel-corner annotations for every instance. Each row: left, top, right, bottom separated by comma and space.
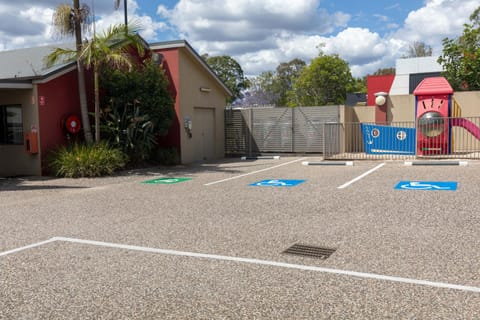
413, 77, 453, 96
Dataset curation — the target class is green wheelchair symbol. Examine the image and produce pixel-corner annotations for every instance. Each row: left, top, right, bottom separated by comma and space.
142, 177, 192, 184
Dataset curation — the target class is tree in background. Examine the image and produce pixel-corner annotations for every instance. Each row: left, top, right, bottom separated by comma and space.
403, 41, 433, 58
233, 71, 279, 107
371, 67, 396, 75
349, 77, 367, 94
438, 6, 480, 91
273, 59, 306, 106
51, 0, 93, 143
202, 54, 248, 103
232, 59, 305, 107
288, 53, 354, 106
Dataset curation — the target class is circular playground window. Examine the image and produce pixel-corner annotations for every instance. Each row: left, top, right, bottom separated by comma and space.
418, 111, 445, 137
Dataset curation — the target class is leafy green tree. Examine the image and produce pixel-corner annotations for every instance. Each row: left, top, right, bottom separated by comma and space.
202, 54, 248, 103
470, 6, 480, 25
47, 23, 145, 143
438, 6, 480, 90
51, 0, 93, 143
348, 77, 367, 93
288, 53, 354, 106
274, 59, 306, 106
100, 59, 175, 162
233, 59, 305, 107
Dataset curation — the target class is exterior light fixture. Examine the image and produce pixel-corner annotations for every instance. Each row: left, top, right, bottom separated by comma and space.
374, 91, 388, 106
183, 116, 192, 138
200, 87, 211, 92
152, 53, 163, 65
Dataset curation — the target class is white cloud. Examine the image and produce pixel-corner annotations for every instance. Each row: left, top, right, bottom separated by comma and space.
393, 0, 478, 54
20, 7, 54, 24
373, 14, 389, 22
179, 0, 476, 77
160, 0, 468, 77
0, 0, 168, 50
165, 0, 349, 49
158, 0, 354, 75
276, 34, 324, 59
0, 0, 478, 79
157, 5, 170, 18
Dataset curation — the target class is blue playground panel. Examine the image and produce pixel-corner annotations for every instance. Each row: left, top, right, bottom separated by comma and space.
361, 124, 416, 155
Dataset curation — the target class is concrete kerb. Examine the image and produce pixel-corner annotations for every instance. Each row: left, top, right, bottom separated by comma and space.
302, 161, 354, 166
404, 160, 468, 166
241, 156, 281, 160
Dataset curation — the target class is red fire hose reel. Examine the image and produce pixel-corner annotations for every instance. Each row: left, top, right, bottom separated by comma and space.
64, 114, 81, 134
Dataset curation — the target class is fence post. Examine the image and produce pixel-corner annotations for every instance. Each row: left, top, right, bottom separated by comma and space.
291, 108, 295, 153
322, 122, 326, 158
248, 108, 253, 157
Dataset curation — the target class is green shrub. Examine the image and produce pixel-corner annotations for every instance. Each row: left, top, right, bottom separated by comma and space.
100, 59, 175, 163
100, 100, 157, 164
48, 143, 127, 178
153, 147, 180, 165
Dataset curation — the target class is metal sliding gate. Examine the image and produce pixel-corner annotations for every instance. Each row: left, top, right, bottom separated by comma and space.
225, 106, 340, 156
225, 109, 480, 160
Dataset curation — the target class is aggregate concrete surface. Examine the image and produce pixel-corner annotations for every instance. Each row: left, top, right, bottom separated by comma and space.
1, 157, 479, 319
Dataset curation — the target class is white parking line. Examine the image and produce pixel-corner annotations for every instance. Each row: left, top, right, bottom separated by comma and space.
0, 238, 57, 257
2, 236, 479, 293
204, 157, 307, 186
337, 163, 386, 189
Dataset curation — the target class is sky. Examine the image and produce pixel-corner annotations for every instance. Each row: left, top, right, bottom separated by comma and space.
0, 0, 478, 77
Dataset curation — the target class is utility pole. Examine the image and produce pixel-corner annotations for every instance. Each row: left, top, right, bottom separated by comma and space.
114, 0, 128, 25
123, 0, 128, 26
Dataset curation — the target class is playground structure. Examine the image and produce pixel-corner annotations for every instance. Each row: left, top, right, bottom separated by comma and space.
414, 77, 480, 155
358, 76, 480, 157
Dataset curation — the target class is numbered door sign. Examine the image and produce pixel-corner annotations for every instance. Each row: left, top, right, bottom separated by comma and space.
249, 179, 306, 187
394, 181, 457, 191
142, 177, 192, 184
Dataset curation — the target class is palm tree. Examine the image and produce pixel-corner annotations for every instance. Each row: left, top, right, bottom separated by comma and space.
47, 22, 145, 143
51, 0, 93, 143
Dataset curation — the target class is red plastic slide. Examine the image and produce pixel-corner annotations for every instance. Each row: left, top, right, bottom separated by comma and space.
451, 118, 480, 140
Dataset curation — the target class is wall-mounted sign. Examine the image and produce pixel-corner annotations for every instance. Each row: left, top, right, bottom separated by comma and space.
39, 96, 46, 106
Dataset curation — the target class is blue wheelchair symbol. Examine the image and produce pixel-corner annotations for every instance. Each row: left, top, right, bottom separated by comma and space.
395, 181, 457, 191
250, 179, 306, 187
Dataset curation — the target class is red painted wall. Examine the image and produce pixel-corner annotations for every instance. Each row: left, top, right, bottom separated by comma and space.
36, 47, 180, 173
153, 48, 181, 152
367, 74, 395, 106
37, 68, 94, 172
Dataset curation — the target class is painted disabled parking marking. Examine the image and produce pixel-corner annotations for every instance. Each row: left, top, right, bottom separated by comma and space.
395, 181, 457, 191
142, 177, 192, 184
249, 179, 306, 187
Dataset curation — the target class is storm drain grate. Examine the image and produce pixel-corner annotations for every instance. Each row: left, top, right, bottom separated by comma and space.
283, 243, 336, 259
